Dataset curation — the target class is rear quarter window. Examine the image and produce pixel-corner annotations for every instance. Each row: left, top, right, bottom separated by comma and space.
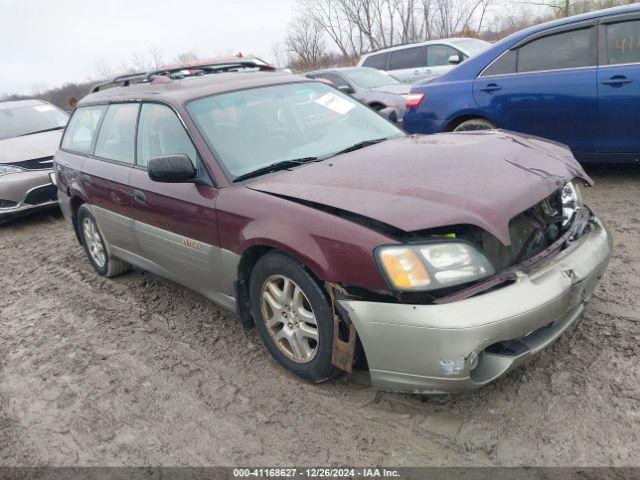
362, 53, 388, 70
605, 19, 640, 65
61, 105, 107, 154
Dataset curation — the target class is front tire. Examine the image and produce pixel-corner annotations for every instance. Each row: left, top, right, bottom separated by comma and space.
78, 206, 130, 277
453, 118, 496, 132
249, 252, 338, 382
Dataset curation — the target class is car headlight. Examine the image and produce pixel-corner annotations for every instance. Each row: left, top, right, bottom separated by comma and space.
561, 181, 583, 227
0, 165, 25, 177
377, 242, 495, 291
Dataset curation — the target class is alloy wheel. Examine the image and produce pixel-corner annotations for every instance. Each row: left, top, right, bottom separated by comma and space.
82, 216, 106, 268
260, 274, 319, 363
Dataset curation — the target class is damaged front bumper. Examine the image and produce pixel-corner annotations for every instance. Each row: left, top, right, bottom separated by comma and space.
339, 215, 612, 394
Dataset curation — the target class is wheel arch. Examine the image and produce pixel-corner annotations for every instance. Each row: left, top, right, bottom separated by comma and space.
444, 113, 495, 132
70, 196, 86, 245
234, 243, 329, 327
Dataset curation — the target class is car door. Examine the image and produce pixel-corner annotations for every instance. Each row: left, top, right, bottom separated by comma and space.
473, 23, 598, 155
597, 13, 640, 155
388, 46, 429, 82
128, 102, 230, 304
81, 103, 139, 254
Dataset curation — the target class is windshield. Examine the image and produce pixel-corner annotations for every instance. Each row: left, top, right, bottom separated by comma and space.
0, 103, 68, 141
188, 82, 403, 180
344, 69, 400, 88
450, 38, 491, 56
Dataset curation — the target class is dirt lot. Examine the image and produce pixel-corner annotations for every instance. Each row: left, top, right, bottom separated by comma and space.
0, 165, 639, 467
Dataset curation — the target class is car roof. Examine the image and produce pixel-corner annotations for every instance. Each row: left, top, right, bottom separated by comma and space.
360, 37, 480, 57
0, 99, 47, 111
79, 71, 313, 107
508, 3, 639, 39
307, 66, 378, 75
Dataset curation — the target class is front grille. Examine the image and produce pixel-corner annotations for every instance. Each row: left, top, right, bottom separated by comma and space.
23, 185, 57, 205
10, 156, 54, 171
0, 199, 18, 208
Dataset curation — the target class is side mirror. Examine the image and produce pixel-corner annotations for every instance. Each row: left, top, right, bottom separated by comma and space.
338, 85, 355, 95
378, 107, 398, 123
148, 154, 197, 183
448, 54, 461, 65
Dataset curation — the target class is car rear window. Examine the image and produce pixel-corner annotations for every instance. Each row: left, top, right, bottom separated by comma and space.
61, 105, 106, 154
362, 53, 388, 70
94, 104, 139, 164
605, 19, 640, 65
517, 27, 593, 73
388, 46, 427, 70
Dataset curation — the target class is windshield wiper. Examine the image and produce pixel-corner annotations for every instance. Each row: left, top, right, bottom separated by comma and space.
324, 138, 388, 159
18, 126, 65, 137
233, 157, 318, 183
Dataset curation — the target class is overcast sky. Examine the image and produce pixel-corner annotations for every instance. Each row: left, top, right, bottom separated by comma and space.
0, 0, 295, 96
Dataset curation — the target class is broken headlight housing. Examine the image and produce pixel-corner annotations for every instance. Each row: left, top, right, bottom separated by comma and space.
376, 242, 495, 292
0, 165, 25, 177
561, 181, 583, 227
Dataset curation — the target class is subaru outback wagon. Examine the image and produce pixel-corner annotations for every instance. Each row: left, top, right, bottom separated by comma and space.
54, 62, 612, 394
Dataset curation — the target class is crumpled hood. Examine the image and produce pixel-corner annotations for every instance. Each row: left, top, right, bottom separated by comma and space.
0, 130, 62, 164
248, 131, 591, 246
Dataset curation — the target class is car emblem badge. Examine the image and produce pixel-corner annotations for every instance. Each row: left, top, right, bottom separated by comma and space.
182, 238, 204, 250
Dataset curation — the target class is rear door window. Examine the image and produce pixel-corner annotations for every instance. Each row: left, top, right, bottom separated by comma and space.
389, 46, 427, 70
362, 53, 388, 70
605, 19, 640, 65
94, 104, 139, 164
136, 103, 197, 169
517, 28, 593, 72
61, 105, 107, 154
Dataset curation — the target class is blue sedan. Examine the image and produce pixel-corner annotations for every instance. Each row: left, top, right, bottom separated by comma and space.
403, 4, 640, 163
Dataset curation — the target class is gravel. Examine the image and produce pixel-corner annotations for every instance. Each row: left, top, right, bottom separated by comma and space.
0, 165, 638, 467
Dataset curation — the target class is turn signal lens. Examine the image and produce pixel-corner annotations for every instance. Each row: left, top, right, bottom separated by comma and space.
379, 247, 431, 290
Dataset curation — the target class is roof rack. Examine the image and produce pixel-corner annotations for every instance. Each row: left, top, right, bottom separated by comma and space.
90, 72, 148, 93
91, 60, 276, 93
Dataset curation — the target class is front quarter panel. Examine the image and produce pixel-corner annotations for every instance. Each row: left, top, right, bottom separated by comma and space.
216, 186, 397, 292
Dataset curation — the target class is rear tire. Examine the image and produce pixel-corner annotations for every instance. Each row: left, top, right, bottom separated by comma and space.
78, 206, 130, 277
249, 252, 338, 383
453, 118, 496, 132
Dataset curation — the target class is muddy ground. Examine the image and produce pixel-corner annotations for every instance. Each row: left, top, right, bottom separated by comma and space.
0, 165, 638, 467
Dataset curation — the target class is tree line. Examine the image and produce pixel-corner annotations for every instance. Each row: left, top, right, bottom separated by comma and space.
2, 0, 636, 109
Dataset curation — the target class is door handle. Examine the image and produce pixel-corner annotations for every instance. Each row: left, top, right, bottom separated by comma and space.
601, 75, 632, 85
133, 190, 147, 205
481, 83, 502, 92
81, 174, 92, 185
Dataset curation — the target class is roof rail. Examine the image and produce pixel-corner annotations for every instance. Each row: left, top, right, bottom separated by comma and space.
142, 60, 276, 81
90, 72, 147, 93
90, 60, 276, 94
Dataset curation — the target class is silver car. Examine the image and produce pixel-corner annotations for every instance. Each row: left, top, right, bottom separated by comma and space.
358, 37, 490, 82
306, 67, 412, 123
0, 100, 68, 222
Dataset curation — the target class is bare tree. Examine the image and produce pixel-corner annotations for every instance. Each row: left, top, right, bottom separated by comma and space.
173, 50, 199, 64
285, 15, 328, 70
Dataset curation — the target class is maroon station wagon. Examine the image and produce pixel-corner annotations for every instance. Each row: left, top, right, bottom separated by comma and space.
54, 62, 612, 394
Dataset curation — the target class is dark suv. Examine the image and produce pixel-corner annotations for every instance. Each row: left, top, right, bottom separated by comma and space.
54, 62, 612, 394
